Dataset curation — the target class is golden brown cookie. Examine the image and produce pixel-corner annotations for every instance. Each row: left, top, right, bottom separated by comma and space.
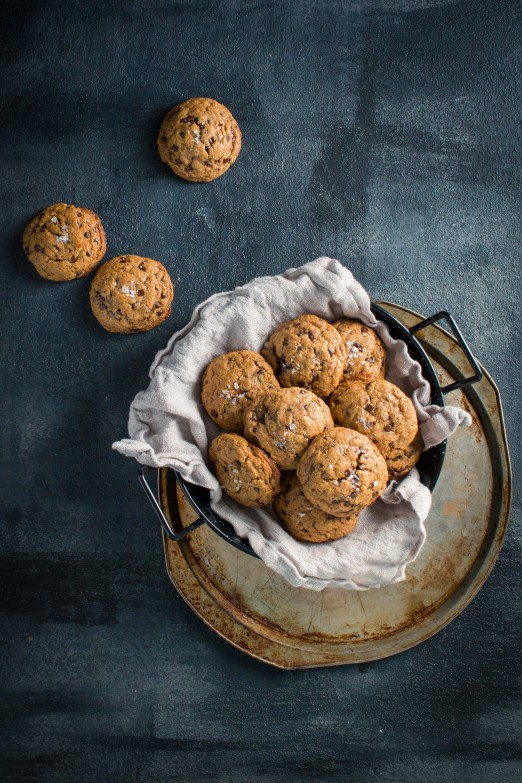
157, 97, 241, 182
386, 432, 423, 481
22, 203, 106, 281
244, 387, 333, 470
201, 351, 279, 431
333, 319, 386, 381
329, 379, 418, 454
89, 255, 173, 333
261, 314, 346, 398
274, 473, 359, 542
296, 427, 388, 517
208, 433, 280, 508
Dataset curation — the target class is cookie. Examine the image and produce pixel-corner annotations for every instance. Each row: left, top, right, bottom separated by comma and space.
333, 318, 386, 381
89, 255, 173, 333
201, 350, 279, 431
274, 473, 359, 543
208, 433, 280, 508
244, 387, 333, 470
261, 314, 346, 398
22, 203, 106, 281
157, 97, 241, 182
386, 432, 423, 481
296, 427, 388, 517
329, 379, 418, 454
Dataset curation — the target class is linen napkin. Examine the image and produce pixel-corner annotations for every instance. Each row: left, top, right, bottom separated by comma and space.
113, 257, 471, 590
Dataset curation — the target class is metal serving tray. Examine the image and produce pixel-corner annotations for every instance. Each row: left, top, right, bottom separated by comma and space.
155, 302, 511, 668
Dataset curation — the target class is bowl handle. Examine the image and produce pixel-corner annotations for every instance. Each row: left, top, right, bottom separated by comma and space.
138, 466, 206, 541
409, 311, 482, 394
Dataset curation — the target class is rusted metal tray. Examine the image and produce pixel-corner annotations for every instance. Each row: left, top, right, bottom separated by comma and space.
158, 302, 512, 669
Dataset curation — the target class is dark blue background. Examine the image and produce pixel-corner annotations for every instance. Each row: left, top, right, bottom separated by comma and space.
1, 1, 520, 781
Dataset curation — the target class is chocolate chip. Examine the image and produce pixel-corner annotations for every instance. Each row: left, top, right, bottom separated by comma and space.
384, 423, 394, 432
84, 231, 91, 238
34, 244, 44, 253
365, 404, 374, 413
361, 326, 368, 333
137, 289, 145, 296
171, 144, 179, 151
138, 262, 146, 271
210, 409, 218, 418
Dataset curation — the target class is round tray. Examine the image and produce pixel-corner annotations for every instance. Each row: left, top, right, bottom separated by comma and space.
158, 302, 511, 668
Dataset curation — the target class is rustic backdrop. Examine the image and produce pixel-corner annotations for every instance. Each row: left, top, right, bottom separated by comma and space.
1, 1, 520, 781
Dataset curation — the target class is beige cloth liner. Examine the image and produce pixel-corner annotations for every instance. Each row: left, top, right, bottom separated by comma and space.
113, 258, 471, 591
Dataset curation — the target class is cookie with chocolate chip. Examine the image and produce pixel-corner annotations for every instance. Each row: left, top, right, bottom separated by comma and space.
157, 97, 241, 182
244, 387, 333, 470
328, 379, 418, 455
89, 255, 173, 333
261, 314, 346, 398
274, 473, 359, 542
333, 318, 386, 381
208, 433, 280, 508
386, 432, 423, 481
201, 350, 279, 431
22, 203, 106, 281
296, 427, 388, 517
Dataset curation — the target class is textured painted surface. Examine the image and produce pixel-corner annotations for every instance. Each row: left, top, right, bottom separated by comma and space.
0, 1, 520, 781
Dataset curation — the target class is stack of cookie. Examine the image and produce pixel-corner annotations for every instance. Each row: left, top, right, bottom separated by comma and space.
202, 314, 422, 544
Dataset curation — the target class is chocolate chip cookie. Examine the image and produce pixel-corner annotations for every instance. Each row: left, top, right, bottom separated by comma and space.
333, 318, 386, 381
296, 427, 388, 517
22, 203, 106, 281
274, 473, 359, 542
329, 379, 418, 454
89, 255, 173, 333
208, 433, 280, 508
244, 387, 333, 470
386, 432, 423, 481
157, 97, 241, 182
201, 351, 279, 431
261, 314, 346, 398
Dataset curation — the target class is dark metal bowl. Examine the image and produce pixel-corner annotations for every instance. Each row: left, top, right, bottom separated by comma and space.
139, 307, 482, 558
